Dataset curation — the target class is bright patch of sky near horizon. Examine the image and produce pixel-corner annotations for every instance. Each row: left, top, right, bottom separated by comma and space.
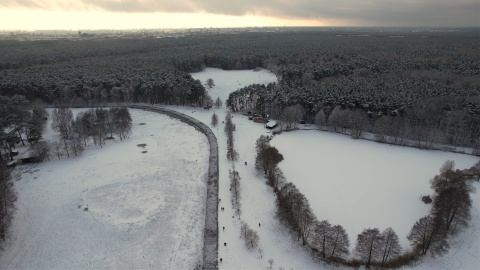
0, 0, 478, 30
0, 9, 331, 30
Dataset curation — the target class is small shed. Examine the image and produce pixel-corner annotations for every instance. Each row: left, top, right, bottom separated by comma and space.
20, 149, 41, 163
266, 121, 277, 129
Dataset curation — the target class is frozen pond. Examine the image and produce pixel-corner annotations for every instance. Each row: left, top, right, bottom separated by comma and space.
271, 130, 480, 250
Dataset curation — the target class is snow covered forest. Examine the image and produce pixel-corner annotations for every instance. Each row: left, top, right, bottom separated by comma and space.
1, 29, 479, 150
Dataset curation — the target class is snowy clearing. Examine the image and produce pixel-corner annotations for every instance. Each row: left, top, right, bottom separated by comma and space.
0, 109, 209, 270
191, 67, 277, 104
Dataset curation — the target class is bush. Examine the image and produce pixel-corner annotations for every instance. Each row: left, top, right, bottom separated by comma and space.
240, 221, 259, 249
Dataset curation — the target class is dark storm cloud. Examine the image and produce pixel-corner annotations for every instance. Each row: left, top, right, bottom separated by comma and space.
2, 0, 479, 26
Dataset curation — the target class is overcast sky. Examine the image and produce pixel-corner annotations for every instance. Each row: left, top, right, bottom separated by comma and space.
0, 0, 478, 30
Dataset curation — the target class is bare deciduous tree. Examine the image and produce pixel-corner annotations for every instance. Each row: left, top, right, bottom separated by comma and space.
72, 113, 88, 147
313, 220, 331, 258
348, 110, 369, 138
328, 224, 350, 259
94, 108, 108, 147
63, 138, 70, 158
255, 146, 283, 176
314, 110, 327, 130
293, 195, 315, 246
112, 107, 132, 140
69, 136, 84, 157
255, 135, 272, 153
407, 215, 449, 257
31, 141, 51, 161
52, 141, 64, 159
51, 108, 73, 139
430, 160, 473, 234
240, 221, 260, 249
329, 106, 349, 133
354, 228, 383, 268
279, 104, 304, 130
267, 166, 286, 191
380, 227, 402, 266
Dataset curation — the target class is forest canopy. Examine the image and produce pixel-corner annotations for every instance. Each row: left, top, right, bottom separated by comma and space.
0, 29, 479, 147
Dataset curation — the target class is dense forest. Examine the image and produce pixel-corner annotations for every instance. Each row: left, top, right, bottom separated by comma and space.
0, 29, 479, 149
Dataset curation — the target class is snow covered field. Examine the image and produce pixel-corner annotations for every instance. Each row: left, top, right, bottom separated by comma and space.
0, 109, 209, 270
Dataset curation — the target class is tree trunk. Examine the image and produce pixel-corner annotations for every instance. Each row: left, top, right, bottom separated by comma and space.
17, 129, 25, 146
366, 241, 373, 269
322, 236, 326, 258
63, 139, 70, 157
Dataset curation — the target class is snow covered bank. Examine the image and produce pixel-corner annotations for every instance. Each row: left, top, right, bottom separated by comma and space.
405, 181, 480, 270
0, 109, 210, 270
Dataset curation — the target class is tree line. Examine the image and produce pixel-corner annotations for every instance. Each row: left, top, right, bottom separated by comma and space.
42, 107, 132, 160
407, 161, 479, 260
224, 112, 238, 162
222, 112, 262, 251
254, 135, 480, 268
0, 160, 16, 243
0, 95, 47, 245
228, 85, 480, 151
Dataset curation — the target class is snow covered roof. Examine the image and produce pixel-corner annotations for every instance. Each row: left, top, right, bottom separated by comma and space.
266, 121, 277, 128
20, 148, 35, 159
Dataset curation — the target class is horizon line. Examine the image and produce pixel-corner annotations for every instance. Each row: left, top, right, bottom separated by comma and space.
2, 25, 479, 32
